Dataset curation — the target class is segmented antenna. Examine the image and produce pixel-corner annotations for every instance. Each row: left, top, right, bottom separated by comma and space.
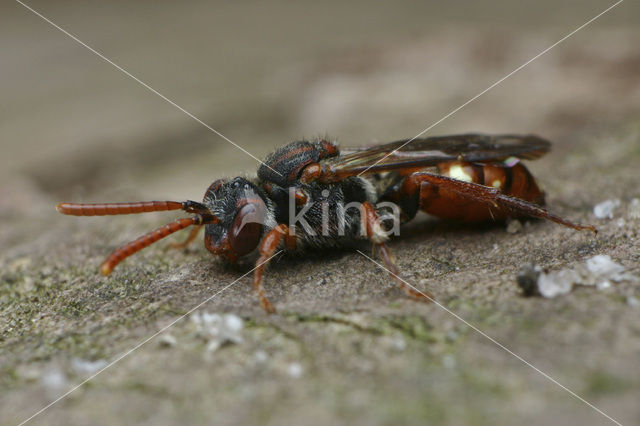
57, 200, 215, 274
56, 201, 184, 216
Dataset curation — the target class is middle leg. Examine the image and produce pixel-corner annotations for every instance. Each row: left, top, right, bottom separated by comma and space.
361, 202, 433, 301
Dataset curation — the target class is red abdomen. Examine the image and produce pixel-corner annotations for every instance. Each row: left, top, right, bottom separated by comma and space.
420, 161, 545, 222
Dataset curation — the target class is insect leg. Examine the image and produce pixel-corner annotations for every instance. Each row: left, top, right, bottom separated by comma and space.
361, 202, 433, 301
402, 172, 596, 233
253, 224, 296, 314
167, 225, 203, 249
101, 215, 204, 275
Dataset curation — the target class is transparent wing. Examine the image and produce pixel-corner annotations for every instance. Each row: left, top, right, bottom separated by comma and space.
325, 134, 551, 178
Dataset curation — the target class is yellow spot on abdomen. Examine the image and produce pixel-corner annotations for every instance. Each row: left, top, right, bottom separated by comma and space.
448, 165, 473, 182
492, 180, 502, 189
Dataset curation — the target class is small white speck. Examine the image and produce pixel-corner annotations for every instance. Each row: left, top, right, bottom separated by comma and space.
537, 270, 576, 298
596, 280, 612, 290
158, 334, 177, 348
190, 312, 245, 355
223, 314, 244, 335
254, 350, 268, 364
191, 312, 244, 346
287, 362, 303, 378
206, 340, 222, 353
390, 336, 406, 352
41, 368, 67, 392
593, 199, 620, 219
17, 365, 40, 382
506, 219, 523, 234
629, 198, 640, 219
442, 354, 456, 369
71, 358, 108, 375
530, 254, 637, 298
585, 255, 625, 278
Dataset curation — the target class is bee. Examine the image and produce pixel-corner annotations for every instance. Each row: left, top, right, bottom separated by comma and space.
57, 134, 596, 312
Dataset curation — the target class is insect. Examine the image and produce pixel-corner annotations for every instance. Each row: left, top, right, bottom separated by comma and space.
57, 134, 596, 312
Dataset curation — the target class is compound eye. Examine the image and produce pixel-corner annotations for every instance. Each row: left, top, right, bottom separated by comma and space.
230, 204, 264, 256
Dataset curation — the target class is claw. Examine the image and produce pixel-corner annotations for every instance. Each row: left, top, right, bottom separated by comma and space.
259, 295, 276, 314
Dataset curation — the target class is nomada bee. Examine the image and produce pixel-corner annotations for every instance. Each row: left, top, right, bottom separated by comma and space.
57, 134, 596, 312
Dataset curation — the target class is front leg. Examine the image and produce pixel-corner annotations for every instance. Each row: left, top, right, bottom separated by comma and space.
361, 202, 433, 302
253, 224, 296, 313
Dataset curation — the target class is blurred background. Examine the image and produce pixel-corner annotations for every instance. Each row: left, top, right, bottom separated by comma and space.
2, 1, 640, 425
2, 0, 638, 205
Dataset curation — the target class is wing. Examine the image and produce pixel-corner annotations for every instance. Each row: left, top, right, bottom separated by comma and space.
318, 134, 551, 181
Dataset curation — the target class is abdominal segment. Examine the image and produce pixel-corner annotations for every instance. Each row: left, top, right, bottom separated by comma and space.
417, 160, 545, 222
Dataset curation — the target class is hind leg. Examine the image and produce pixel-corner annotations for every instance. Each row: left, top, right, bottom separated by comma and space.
385, 171, 595, 232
